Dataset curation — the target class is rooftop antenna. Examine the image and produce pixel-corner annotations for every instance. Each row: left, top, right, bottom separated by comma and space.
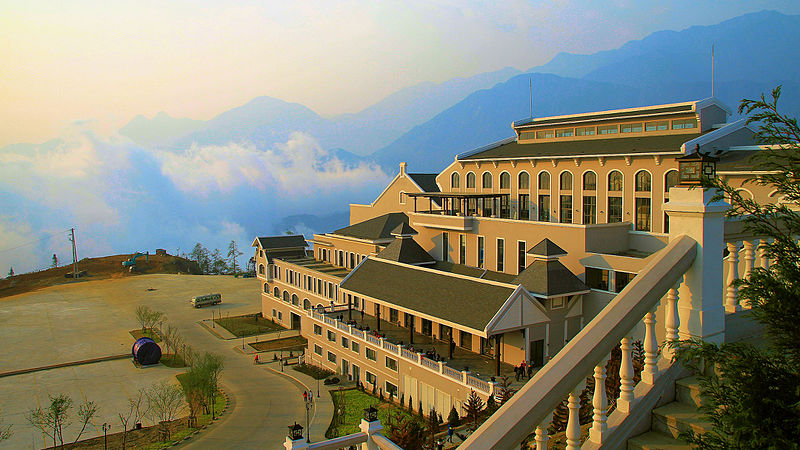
529, 76, 533, 119
711, 44, 715, 97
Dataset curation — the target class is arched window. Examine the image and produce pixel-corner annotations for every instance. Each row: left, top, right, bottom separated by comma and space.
291, 294, 299, 306
608, 171, 623, 191
482, 172, 493, 189
303, 299, 311, 310
283, 291, 289, 302
466, 172, 476, 189
538, 172, 550, 190
273, 287, 279, 297
560, 172, 573, 190
258, 264, 264, 275
583, 172, 597, 190
664, 170, 679, 193
518, 172, 530, 189
451, 172, 460, 189
635, 171, 651, 192
263, 283, 268, 293
399, 191, 405, 205
500, 172, 510, 189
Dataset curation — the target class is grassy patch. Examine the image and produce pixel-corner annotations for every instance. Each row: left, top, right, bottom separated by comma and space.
249, 336, 307, 352
160, 353, 187, 368
293, 363, 335, 380
325, 388, 425, 438
131, 328, 162, 342
214, 313, 286, 337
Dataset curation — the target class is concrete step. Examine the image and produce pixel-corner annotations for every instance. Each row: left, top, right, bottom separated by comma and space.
627, 431, 693, 450
675, 375, 703, 408
652, 402, 712, 439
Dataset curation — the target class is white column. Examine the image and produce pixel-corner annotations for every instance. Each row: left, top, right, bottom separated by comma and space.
617, 336, 634, 413
359, 418, 384, 450
665, 278, 682, 350
664, 186, 728, 344
534, 412, 553, 450
589, 355, 610, 444
565, 385, 583, 450
642, 306, 659, 384
725, 241, 741, 313
743, 240, 755, 279
759, 238, 770, 269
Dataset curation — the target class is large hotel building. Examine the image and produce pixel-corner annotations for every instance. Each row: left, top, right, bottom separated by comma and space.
253, 98, 765, 416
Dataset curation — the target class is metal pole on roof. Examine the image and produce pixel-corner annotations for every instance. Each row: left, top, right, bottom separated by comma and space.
711, 44, 715, 97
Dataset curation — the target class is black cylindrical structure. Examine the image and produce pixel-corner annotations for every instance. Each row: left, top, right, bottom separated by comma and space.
132, 337, 162, 365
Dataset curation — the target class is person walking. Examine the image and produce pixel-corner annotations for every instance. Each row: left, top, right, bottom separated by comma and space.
447, 424, 454, 443
527, 363, 533, 379
514, 365, 520, 381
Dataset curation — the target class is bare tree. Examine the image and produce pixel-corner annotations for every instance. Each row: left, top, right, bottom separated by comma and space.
118, 388, 147, 449
145, 381, 185, 440
27, 394, 72, 448
147, 309, 165, 334
0, 407, 12, 442
135, 305, 151, 332
71, 400, 98, 445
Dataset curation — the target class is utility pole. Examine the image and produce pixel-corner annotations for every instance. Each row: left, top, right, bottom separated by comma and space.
69, 228, 78, 278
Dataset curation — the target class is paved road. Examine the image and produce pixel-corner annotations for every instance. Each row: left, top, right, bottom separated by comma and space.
0, 274, 313, 449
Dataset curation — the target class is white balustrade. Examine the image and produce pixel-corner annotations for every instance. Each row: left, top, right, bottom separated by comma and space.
565, 384, 584, 450
617, 336, 634, 413
534, 413, 553, 450
589, 356, 610, 444
759, 238, 770, 269
642, 306, 659, 384
664, 278, 681, 354
725, 241, 742, 312
743, 240, 755, 279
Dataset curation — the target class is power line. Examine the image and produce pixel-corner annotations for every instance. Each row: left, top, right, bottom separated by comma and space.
0, 227, 74, 254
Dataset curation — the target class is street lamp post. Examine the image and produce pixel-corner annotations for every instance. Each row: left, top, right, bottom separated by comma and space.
102, 423, 111, 450
211, 309, 215, 328
304, 394, 312, 443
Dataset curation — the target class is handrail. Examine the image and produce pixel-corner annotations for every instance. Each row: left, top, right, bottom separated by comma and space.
461, 234, 697, 449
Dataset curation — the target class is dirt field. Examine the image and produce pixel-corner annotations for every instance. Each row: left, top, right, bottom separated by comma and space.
0, 253, 201, 299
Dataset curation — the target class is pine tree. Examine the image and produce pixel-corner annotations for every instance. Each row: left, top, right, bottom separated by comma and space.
461, 390, 485, 430
51, 254, 58, 268
7, 267, 13, 278
448, 405, 460, 427
227, 240, 243, 275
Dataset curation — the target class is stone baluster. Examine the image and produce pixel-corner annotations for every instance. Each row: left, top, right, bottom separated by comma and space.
725, 242, 742, 312
665, 278, 682, 353
743, 240, 755, 280
617, 336, 634, 413
589, 355, 611, 444
642, 306, 659, 384
565, 383, 584, 450
759, 238, 770, 269
534, 412, 553, 450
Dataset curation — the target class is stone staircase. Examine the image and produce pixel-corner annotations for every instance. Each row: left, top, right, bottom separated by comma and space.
627, 375, 711, 449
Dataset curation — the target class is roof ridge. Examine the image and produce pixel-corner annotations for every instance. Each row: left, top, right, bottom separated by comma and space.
371, 256, 518, 289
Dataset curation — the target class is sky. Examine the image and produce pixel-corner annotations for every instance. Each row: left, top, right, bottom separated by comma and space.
2, 0, 800, 147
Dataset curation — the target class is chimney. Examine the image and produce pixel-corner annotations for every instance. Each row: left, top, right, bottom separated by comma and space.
399, 162, 407, 176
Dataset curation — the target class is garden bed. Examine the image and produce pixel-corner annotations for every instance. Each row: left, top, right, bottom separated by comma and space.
214, 313, 286, 337
292, 363, 335, 380
248, 335, 307, 352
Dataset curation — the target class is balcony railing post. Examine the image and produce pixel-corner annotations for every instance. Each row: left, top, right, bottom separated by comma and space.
617, 336, 634, 413
665, 277, 682, 351
589, 354, 611, 444
534, 412, 553, 450
725, 241, 742, 313
642, 306, 659, 384
743, 240, 755, 280
565, 383, 585, 450
759, 238, 770, 269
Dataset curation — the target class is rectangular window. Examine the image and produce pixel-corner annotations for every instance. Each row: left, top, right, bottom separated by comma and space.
598, 125, 618, 135
518, 241, 526, 274
497, 238, 504, 272
621, 123, 643, 133
519, 194, 530, 220
608, 197, 623, 223
635, 197, 651, 231
327, 352, 337, 363
560, 195, 573, 223
278, 311, 283, 320
645, 120, 668, 131
385, 356, 398, 371
314, 344, 323, 356
551, 297, 566, 309
459, 331, 472, 350
477, 236, 485, 268
385, 382, 398, 398
389, 308, 398, 324
328, 282, 334, 299
615, 271, 635, 293
341, 337, 349, 349
421, 319, 432, 336
672, 118, 697, 129
351, 341, 360, 354
366, 371, 376, 385
555, 128, 574, 137
327, 330, 336, 342
576, 126, 596, 136
314, 324, 322, 335
366, 348, 377, 361
538, 195, 550, 221
442, 232, 449, 262
519, 131, 535, 140
582, 196, 597, 224
272, 309, 277, 317
535, 130, 555, 139
586, 267, 610, 291
459, 235, 466, 265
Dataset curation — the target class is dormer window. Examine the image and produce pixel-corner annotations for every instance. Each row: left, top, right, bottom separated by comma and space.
536, 130, 554, 139
672, 118, 697, 129
598, 125, 618, 135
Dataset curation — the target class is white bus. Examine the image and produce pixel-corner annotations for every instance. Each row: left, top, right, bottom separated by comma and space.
191, 293, 222, 308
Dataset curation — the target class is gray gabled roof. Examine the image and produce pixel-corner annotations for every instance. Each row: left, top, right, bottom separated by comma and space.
340, 258, 515, 331
528, 239, 567, 258
376, 237, 435, 265
333, 213, 409, 241
513, 259, 588, 298
390, 222, 417, 236
715, 150, 762, 172
408, 173, 440, 193
253, 235, 307, 249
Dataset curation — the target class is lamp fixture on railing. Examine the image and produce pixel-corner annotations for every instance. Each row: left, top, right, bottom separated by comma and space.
288, 422, 304, 440
677, 144, 718, 186
364, 405, 379, 423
